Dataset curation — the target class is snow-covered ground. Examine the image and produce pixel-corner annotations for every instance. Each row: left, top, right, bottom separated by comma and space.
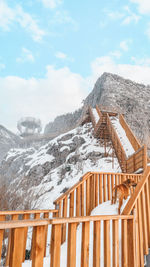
22, 199, 129, 267
110, 117, 135, 157
5, 123, 121, 210
92, 108, 100, 123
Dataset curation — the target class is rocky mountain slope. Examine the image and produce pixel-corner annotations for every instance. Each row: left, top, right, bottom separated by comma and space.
0, 123, 120, 210
0, 125, 21, 162
45, 72, 150, 146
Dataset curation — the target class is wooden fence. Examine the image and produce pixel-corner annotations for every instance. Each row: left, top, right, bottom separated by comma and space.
126, 145, 147, 173
0, 214, 136, 267
0, 209, 58, 266
119, 114, 141, 151
107, 114, 127, 172
122, 166, 150, 267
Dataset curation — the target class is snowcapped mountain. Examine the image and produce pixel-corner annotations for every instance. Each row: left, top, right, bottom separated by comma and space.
0, 125, 21, 162
1, 123, 120, 209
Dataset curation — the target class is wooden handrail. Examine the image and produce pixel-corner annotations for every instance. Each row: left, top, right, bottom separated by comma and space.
0, 209, 58, 215
122, 166, 150, 215
119, 114, 141, 151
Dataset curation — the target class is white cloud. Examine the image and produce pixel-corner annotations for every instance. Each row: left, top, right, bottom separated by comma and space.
107, 6, 140, 25
41, 0, 62, 9
130, 0, 150, 14
2, 57, 150, 132
120, 40, 132, 51
55, 52, 67, 59
0, 0, 45, 42
51, 10, 78, 31
109, 50, 122, 59
17, 47, 34, 63
131, 56, 150, 66
90, 56, 150, 85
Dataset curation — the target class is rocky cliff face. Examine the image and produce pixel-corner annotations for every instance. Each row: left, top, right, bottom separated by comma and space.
0, 125, 21, 162
45, 72, 150, 146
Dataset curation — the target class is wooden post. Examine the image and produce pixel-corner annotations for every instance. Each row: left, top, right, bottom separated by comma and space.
9, 228, 25, 267
81, 222, 90, 267
67, 223, 77, 267
104, 220, 110, 267
30, 213, 41, 260
32, 225, 46, 267
112, 220, 119, 267
61, 197, 67, 244
22, 213, 30, 262
93, 221, 100, 267
99, 174, 103, 204
0, 215, 5, 259
43, 212, 49, 256
86, 178, 90, 216
81, 183, 84, 216
127, 219, 136, 267
69, 192, 74, 217
122, 219, 128, 267
50, 224, 61, 267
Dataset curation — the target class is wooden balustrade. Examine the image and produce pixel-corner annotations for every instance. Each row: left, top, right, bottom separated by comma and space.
119, 114, 141, 151
122, 166, 150, 266
107, 114, 127, 172
126, 145, 147, 173
0, 209, 58, 266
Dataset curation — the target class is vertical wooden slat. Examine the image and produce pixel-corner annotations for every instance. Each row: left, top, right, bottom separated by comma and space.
95, 174, 99, 207
104, 220, 110, 267
92, 175, 96, 209
103, 174, 107, 202
81, 221, 90, 267
32, 225, 46, 267
76, 187, 80, 217
112, 219, 119, 267
107, 174, 111, 200
70, 192, 74, 217
9, 227, 25, 267
43, 212, 49, 256
22, 213, 30, 261
141, 189, 148, 255
50, 224, 61, 267
127, 219, 136, 267
0, 215, 5, 259
86, 178, 90, 216
5, 214, 19, 266
111, 174, 114, 199
134, 204, 140, 267
81, 183, 84, 216
67, 223, 77, 267
30, 213, 41, 260
137, 197, 144, 266
61, 197, 67, 244
122, 219, 128, 267
93, 220, 100, 267
99, 174, 103, 204
145, 180, 150, 247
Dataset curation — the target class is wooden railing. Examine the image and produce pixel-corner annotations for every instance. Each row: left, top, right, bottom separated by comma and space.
122, 166, 150, 266
0, 214, 136, 267
54, 171, 142, 244
0, 209, 58, 266
107, 114, 127, 172
50, 215, 136, 267
126, 145, 147, 173
119, 114, 141, 151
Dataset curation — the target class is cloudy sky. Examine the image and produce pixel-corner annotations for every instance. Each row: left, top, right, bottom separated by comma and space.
1, 0, 150, 132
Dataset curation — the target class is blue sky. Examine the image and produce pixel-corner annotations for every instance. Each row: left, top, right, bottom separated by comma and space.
1, 0, 150, 132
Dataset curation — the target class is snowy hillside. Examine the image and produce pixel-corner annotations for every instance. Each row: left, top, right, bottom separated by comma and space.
2, 123, 121, 210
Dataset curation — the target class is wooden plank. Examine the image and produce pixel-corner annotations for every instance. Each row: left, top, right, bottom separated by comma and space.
0, 215, 5, 259
81, 183, 84, 216
50, 224, 61, 267
111, 174, 114, 199
43, 212, 49, 256
86, 178, 90, 216
95, 174, 99, 207
61, 197, 67, 244
69, 191, 74, 217
127, 219, 136, 267
32, 225, 46, 267
122, 219, 128, 267
103, 174, 107, 202
107, 174, 111, 200
22, 213, 30, 262
134, 204, 140, 267
112, 220, 119, 267
30, 213, 41, 260
81, 221, 90, 267
93, 220, 100, 267
9, 227, 25, 267
104, 220, 110, 267
76, 187, 80, 217
99, 174, 103, 204
141, 188, 149, 255
67, 223, 77, 267
5, 214, 19, 266
137, 197, 144, 266
145, 179, 150, 247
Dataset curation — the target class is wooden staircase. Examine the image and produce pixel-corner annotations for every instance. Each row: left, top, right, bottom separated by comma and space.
0, 105, 150, 267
